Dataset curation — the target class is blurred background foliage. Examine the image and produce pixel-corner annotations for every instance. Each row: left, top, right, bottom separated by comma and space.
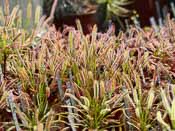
42, 0, 175, 33
1, 0, 175, 33
0, 0, 42, 29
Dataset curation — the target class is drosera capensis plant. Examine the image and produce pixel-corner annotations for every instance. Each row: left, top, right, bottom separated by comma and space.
157, 86, 175, 130
63, 80, 125, 130
124, 83, 156, 131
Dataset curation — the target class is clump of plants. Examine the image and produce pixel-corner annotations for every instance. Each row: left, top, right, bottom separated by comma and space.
1, 1, 175, 131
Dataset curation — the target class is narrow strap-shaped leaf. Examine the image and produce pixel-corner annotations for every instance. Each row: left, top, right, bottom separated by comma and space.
66, 99, 77, 131
8, 91, 21, 131
56, 73, 64, 100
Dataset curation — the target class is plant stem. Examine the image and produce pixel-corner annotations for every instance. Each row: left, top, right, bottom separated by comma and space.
3, 53, 6, 79
0, 64, 3, 84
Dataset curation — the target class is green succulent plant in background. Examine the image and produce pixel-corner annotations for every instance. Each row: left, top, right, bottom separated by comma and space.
95, 0, 133, 30
96, 0, 133, 17
43, 0, 133, 31
43, 0, 133, 16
